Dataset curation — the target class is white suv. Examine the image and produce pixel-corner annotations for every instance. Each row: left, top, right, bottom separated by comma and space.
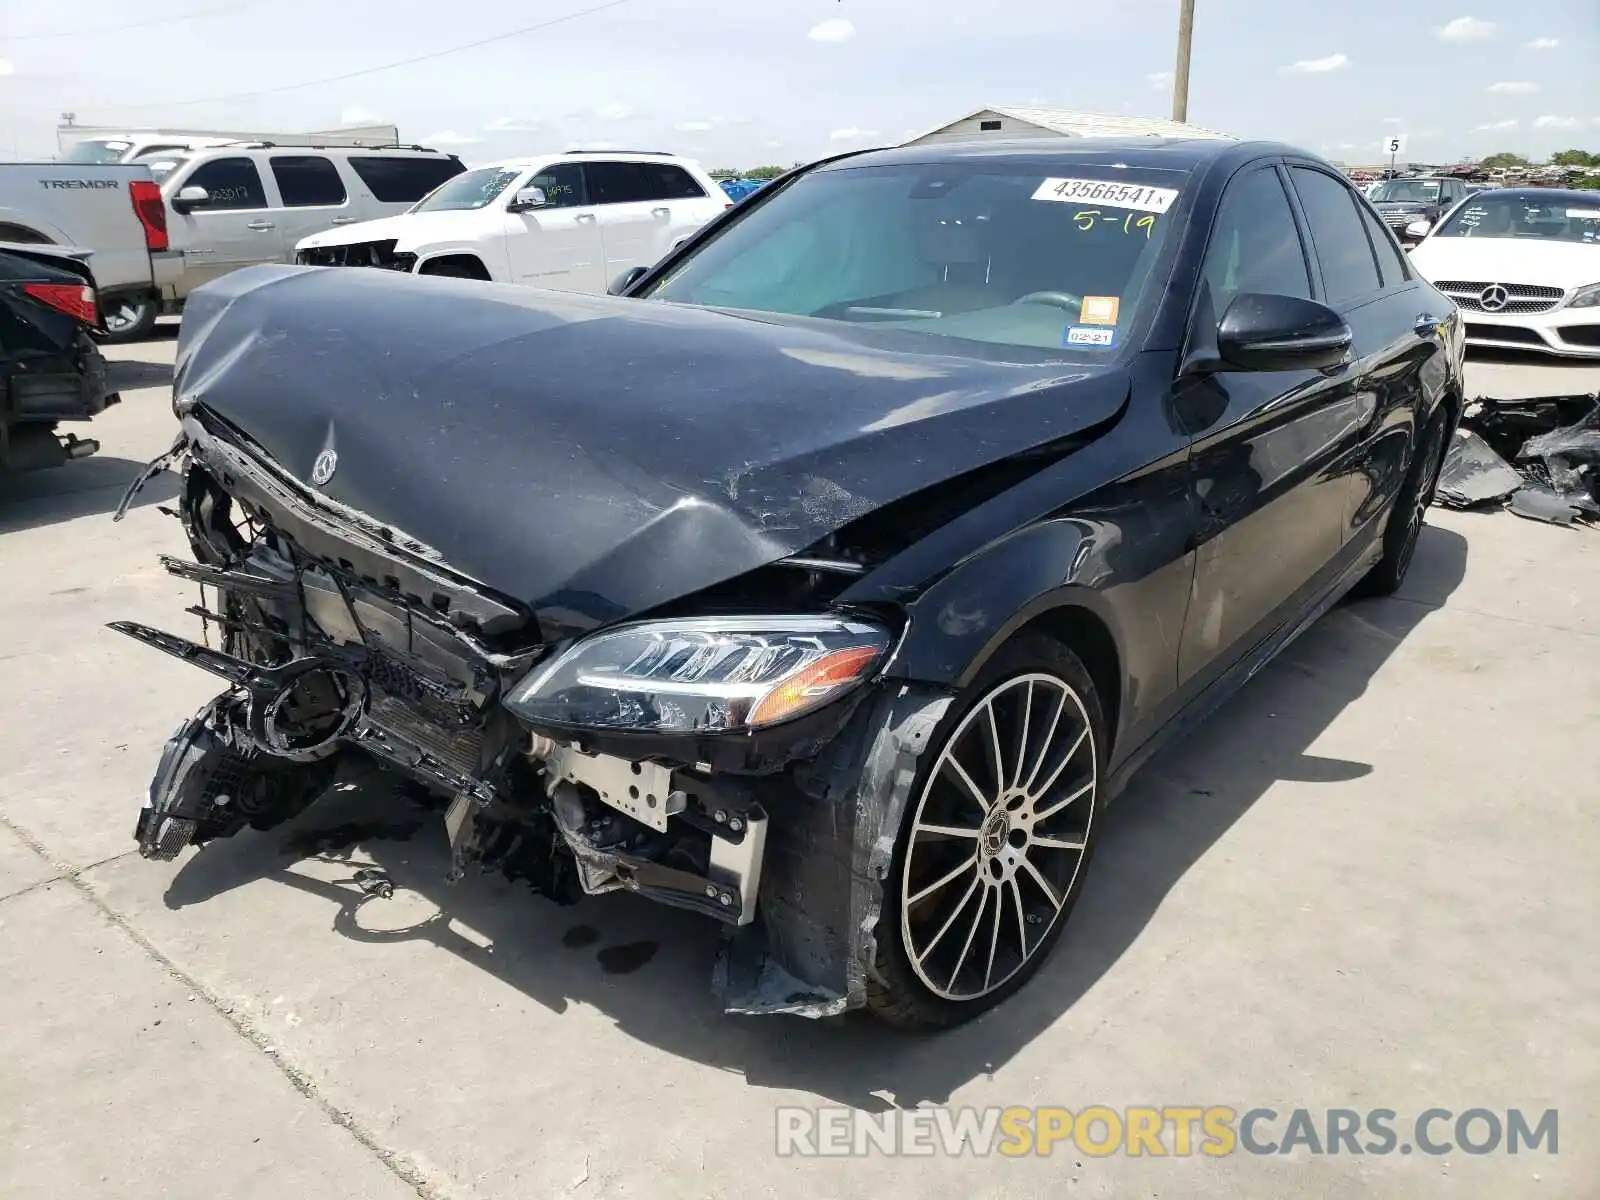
113, 143, 466, 338
294, 151, 730, 291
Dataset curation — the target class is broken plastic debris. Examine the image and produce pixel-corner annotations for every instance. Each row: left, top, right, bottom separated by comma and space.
1508, 486, 1593, 526
1437, 430, 1522, 509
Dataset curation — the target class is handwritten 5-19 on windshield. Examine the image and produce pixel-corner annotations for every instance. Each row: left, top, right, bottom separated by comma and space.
1032, 177, 1179, 214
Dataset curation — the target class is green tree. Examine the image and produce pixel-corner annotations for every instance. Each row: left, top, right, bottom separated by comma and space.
1550, 149, 1599, 167
708, 168, 740, 180
744, 164, 788, 180
1480, 152, 1530, 169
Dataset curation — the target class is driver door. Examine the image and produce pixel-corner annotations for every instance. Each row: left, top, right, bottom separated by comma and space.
503, 162, 607, 292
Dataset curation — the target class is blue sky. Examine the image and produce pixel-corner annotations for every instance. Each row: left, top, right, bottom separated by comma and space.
1, 0, 1596, 165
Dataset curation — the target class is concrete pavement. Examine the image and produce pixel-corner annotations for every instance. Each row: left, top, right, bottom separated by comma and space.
2, 334, 1596, 1198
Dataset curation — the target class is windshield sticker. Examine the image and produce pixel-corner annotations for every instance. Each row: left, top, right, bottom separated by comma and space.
1034, 178, 1178, 213
1565, 209, 1600, 220
1064, 325, 1116, 348
1080, 296, 1120, 325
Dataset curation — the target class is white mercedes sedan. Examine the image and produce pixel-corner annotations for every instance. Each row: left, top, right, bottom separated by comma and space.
1407, 188, 1600, 359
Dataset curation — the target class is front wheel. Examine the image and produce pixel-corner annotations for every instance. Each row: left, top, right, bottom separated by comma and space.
97, 294, 160, 343
867, 633, 1105, 1030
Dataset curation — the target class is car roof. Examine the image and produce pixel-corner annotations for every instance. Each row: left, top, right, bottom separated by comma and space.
176, 143, 453, 159
475, 152, 699, 170
1461, 187, 1600, 205
817, 136, 1306, 174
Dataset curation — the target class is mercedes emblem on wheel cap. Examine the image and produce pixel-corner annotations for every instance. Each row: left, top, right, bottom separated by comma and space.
310, 449, 338, 486
1478, 284, 1510, 312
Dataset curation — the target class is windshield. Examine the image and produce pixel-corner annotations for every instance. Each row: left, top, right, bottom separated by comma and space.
1434, 195, 1600, 243
133, 152, 187, 183
1370, 180, 1443, 203
645, 162, 1185, 352
409, 167, 521, 213
62, 139, 133, 164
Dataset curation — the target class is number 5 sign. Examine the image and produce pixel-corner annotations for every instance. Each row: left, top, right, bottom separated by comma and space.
1382, 134, 1409, 157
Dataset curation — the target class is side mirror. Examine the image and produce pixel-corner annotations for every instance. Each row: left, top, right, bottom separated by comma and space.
607, 266, 649, 296
1215, 293, 1352, 372
507, 186, 548, 213
171, 185, 210, 214
1404, 218, 1432, 240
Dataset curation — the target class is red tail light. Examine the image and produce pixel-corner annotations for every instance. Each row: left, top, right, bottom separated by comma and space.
24, 282, 98, 325
129, 180, 169, 252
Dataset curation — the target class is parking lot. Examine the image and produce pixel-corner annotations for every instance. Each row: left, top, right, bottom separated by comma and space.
2, 332, 1597, 1199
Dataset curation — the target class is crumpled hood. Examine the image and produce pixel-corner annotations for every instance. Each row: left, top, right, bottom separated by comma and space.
175, 266, 1129, 633
295, 209, 475, 253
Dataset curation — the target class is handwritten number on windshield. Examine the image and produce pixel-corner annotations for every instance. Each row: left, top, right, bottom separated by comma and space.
1071, 210, 1157, 238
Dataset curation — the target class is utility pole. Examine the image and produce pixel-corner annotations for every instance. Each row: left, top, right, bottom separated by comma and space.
1171, 0, 1196, 123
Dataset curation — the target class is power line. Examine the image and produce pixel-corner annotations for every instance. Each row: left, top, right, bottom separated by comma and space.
112, 0, 640, 110
3, 1, 263, 41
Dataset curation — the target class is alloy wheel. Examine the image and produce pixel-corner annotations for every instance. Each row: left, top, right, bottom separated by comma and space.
899, 672, 1097, 1002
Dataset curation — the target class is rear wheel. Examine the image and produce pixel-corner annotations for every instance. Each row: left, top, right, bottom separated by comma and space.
98, 294, 160, 343
1353, 410, 1450, 599
867, 633, 1105, 1030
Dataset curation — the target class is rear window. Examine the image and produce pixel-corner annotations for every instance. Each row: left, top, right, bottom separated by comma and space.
62, 139, 132, 163
348, 155, 466, 203
646, 162, 1187, 353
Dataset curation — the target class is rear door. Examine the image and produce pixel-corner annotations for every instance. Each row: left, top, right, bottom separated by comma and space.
1286, 161, 1447, 545
587, 160, 719, 275
268, 154, 355, 262
504, 162, 607, 291
1175, 161, 1368, 687
166, 155, 279, 293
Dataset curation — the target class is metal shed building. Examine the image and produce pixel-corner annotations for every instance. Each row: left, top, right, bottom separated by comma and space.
902, 106, 1233, 146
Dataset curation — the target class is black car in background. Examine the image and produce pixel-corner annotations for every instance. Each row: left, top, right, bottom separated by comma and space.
1368, 175, 1471, 244
1, 243, 116, 471
114, 137, 1464, 1030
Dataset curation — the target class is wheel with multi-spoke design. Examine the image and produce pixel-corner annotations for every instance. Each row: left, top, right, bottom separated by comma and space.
868, 633, 1105, 1029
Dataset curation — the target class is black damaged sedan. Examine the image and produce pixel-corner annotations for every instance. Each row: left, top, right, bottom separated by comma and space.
114, 137, 1464, 1029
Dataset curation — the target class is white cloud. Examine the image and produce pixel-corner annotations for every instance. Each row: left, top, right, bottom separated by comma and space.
1147, 71, 1173, 89
1474, 119, 1519, 131
1487, 80, 1539, 94
763, 140, 786, 149
0, 57, 17, 77
1280, 53, 1350, 74
1532, 114, 1581, 129
339, 105, 381, 125
828, 127, 879, 141
1434, 16, 1496, 41
1381, 116, 1404, 125
484, 116, 543, 132
581, 140, 622, 151
595, 102, 634, 121
1526, 37, 1559, 49
674, 120, 714, 133
808, 17, 856, 42
422, 130, 481, 145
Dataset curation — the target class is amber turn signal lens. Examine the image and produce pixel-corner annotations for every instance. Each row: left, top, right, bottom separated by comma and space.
747, 645, 882, 727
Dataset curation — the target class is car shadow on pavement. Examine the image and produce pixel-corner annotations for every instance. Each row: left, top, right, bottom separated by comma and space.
0, 456, 177, 534
162, 524, 1468, 1111
107, 359, 175, 390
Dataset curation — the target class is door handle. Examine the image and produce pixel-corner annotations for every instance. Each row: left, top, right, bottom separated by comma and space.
329, 216, 358, 225
574, 213, 597, 224
651, 206, 671, 218
246, 220, 276, 231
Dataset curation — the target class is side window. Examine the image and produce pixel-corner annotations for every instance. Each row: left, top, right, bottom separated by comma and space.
184, 157, 267, 210
347, 155, 466, 203
1288, 166, 1383, 305
270, 155, 348, 207
1356, 201, 1410, 287
525, 163, 587, 208
586, 161, 652, 205
642, 164, 708, 200
1201, 165, 1311, 314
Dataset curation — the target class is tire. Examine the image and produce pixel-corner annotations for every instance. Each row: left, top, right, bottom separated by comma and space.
867, 632, 1106, 1031
97, 294, 160, 343
1352, 409, 1450, 599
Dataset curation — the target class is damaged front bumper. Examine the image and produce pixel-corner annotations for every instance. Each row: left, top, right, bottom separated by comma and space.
112, 418, 946, 1017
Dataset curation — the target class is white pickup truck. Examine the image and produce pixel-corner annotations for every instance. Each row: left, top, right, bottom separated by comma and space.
0, 161, 179, 342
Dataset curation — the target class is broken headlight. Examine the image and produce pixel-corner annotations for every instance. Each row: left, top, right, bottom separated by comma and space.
503, 616, 892, 734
